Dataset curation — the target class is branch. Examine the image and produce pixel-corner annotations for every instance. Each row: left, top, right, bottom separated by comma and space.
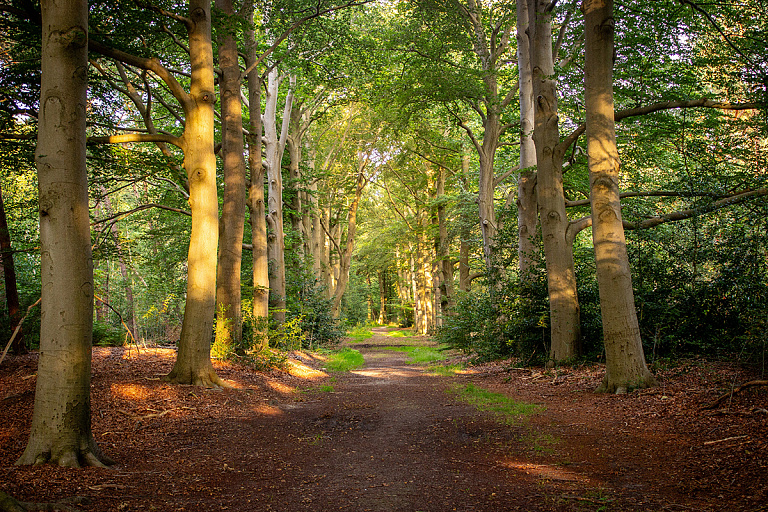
565, 187, 768, 242
0, 298, 41, 366
133, 0, 193, 30
375, 179, 415, 232
559, 98, 764, 155
319, 216, 343, 255
565, 190, 737, 208
91, 203, 191, 226
87, 133, 182, 148
94, 294, 140, 354
493, 166, 519, 188
89, 39, 191, 109
624, 187, 768, 230
678, 0, 762, 72
0, 133, 35, 141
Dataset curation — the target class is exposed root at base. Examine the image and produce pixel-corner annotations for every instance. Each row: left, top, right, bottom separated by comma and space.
16, 447, 114, 469
596, 374, 658, 394
163, 367, 230, 389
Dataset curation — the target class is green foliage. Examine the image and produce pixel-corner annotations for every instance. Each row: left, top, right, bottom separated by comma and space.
92, 320, 124, 347
631, 212, 768, 362
270, 315, 308, 351
245, 349, 289, 372
324, 348, 365, 372
435, 275, 551, 364
285, 273, 345, 348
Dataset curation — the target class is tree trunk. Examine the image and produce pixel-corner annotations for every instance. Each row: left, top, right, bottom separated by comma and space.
287, 102, 306, 254
516, 0, 539, 278
17, 0, 110, 467
165, 1, 223, 387
245, 1, 269, 352
582, 0, 655, 393
0, 184, 24, 354
458, 155, 472, 293
378, 271, 387, 324
529, 0, 581, 364
435, 166, 454, 317
213, 0, 246, 355
330, 168, 367, 318
477, 120, 501, 271
264, 70, 294, 326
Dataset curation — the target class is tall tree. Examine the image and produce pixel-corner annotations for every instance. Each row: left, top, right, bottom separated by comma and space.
528, 0, 581, 364
89, 1, 224, 386
515, 0, 538, 278
17, 0, 111, 467
213, 0, 248, 354
264, 70, 294, 326
583, 0, 655, 392
160, 0, 221, 386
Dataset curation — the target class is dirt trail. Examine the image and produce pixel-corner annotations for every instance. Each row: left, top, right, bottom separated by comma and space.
2, 327, 766, 511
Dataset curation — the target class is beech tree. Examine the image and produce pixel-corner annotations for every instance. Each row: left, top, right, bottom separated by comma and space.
17, 0, 111, 467
89, 0, 223, 386
213, 0, 248, 354
582, 0, 655, 392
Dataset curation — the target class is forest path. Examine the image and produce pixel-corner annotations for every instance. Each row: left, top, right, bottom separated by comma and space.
242, 326, 557, 511
3, 329, 761, 511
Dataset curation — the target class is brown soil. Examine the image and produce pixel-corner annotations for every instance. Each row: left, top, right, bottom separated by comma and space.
1, 327, 767, 511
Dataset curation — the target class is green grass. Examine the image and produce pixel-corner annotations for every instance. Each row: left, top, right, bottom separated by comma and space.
381, 345, 449, 365
346, 325, 373, 344
381, 345, 411, 352
385, 329, 414, 338
325, 348, 365, 372
426, 363, 464, 376
407, 347, 447, 364
318, 384, 335, 393
451, 383, 542, 424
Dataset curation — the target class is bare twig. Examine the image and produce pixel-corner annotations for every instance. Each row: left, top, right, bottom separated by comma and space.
0, 298, 41, 366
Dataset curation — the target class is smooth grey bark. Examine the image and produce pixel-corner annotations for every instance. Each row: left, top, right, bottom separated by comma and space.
244, 1, 269, 352
528, 0, 581, 364
516, 0, 539, 278
264, 70, 294, 326
582, 0, 655, 392
214, 0, 247, 354
17, 0, 110, 467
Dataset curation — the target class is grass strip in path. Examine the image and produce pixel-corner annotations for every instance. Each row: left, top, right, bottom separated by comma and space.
324, 348, 365, 372
451, 383, 543, 425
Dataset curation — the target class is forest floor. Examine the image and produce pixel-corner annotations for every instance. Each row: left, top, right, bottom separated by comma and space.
1, 327, 767, 511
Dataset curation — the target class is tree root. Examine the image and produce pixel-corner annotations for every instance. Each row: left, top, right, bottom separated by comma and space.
163, 367, 230, 388
17, 446, 114, 469
0, 491, 85, 512
702, 380, 768, 410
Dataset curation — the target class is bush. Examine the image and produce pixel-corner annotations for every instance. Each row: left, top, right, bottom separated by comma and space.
435, 274, 550, 364
92, 320, 125, 347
